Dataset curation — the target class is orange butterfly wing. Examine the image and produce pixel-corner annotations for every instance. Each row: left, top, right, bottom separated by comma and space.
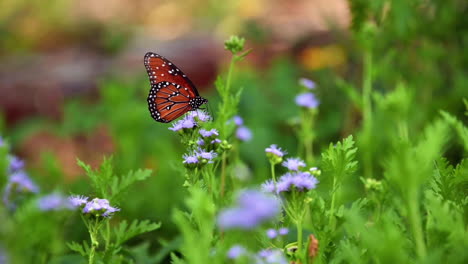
144, 52, 200, 123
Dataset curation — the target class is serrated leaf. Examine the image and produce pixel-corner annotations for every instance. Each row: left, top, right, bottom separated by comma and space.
114, 219, 161, 245
67, 241, 90, 257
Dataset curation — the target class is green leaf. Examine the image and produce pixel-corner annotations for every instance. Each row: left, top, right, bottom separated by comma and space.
110, 169, 152, 202
114, 219, 161, 245
67, 241, 90, 257
321, 135, 358, 185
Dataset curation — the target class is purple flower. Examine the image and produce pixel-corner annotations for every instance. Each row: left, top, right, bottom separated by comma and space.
188, 110, 212, 122
7, 171, 39, 193
236, 126, 252, 142
218, 190, 280, 230
211, 138, 221, 144
278, 227, 289, 236
265, 144, 286, 158
261, 180, 276, 193
200, 129, 219, 138
299, 78, 316, 89
69, 195, 88, 207
196, 149, 217, 162
183, 153, 199, 164
266, 228, 278, 239
282, 157, 306, 171
169, 116, 196, 131
256, 249, 288, 264
38, 193, 73, 211
197, 138, 205, 146
82, 198, 120, 218
9, 156, 24, 173
227, 245, 246, 259
233, 116, 244, 126
295, 92, 319, 109
277, 172, 318, 193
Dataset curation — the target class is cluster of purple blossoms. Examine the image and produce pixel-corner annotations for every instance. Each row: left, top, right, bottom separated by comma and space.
3, 171, 39, 210
182, 148, 217, 167
262, 172, 318, 194
296, 77, 319, 109
197, 128, 221, 148
266, 227, 289, 239
231, 116, 252, 142
69, 195, 120, 218
217, 190, 280, 230
37, 193, 73, 211
265, 144, 286, 158
8, 155, 25, 173
256, 249, 288, 264
299, 78, 316, 90
295, 92, 319, 109
282, 157, 306, 171
169, 110, 212, 132
227, 246, 288, 264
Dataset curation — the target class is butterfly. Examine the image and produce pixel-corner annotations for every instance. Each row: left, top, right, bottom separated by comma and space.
144, 52, 208, 123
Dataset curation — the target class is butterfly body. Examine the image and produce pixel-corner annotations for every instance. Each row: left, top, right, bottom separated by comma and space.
144, 52, 208, 123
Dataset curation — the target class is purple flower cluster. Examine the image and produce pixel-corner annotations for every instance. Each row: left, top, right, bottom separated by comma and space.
69, 195, 120, 218
227, 246, 288, 264
169, 110, 212, 132
256, 249, 288, 264
262, 172, 318, 194
183, 148, 217, 167
295, 92, 319, 109
266, 227, 289, 239
197, 129, 222, 148
299, 78, 316, 90
276, 172, 318, 193
38, 193, 73, 211
232, 116, 252, 142
265, 144, 286, 158
8, 155, 24, 173
217, 190, 280, 230
227, 245, 247, 259
282, 157, 306, 171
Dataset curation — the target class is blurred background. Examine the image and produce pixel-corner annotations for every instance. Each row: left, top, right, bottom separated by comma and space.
0, 0, 467, 262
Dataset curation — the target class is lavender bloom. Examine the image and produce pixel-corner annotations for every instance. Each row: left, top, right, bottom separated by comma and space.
211, 138, 221, 144
38, 193, 73, 211
169, 116, 197, 131
6, 171, 39, 193
233, 116, 244, 126
278, 227, 289, 236
183, 153, 199, 165
256, 249, 288, 264
218, 190, 280, 230
8, 156, 24, 173
0, 247, 7, 264
200, 129, 219, 138
82, 198, 120, 218
299, 78, 316, 89
266, 228, 278, 239
236, 126, 252, 142
276, 172, 318, 193
261, 180, 276, 193
188, 110, 212, 122
196, 149, 217, 162
69, 195, 89, 207
295, 92, 319, 109
282, 157, 306, 171
227, 245, 246, 259
265, 144, 286, 158
196, 138, 205, 146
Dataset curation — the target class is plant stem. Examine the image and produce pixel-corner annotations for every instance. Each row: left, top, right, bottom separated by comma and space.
362, 50, 374, 179
297, 218, 303, 259
270, 162, 276, 182
89, 222, 98, 264
220, 151, 227, 198
328, 176, 338, 229
408, 192, 427, 259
